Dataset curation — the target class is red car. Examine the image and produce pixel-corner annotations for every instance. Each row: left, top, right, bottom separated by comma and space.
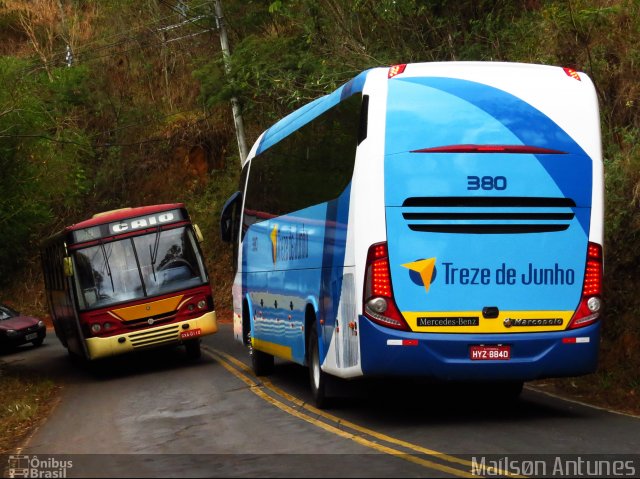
0, 303, 46, 350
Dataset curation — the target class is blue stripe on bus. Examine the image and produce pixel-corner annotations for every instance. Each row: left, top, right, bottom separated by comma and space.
358, 316, 600, 380
340, 70, 370, 101
400, 77, 588, 156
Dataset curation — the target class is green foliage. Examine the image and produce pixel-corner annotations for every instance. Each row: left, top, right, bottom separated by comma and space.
49, 65, 92, 107
601, 127, 640, 330
0, 57, 94, 284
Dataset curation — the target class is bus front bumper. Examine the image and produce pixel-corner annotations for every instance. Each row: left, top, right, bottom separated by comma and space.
358, 316, 600, 382
85, 311, 217, 360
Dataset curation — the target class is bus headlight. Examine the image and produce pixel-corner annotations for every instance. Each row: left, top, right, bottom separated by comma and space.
197, 300, 206, 310
91, 323, 102, 334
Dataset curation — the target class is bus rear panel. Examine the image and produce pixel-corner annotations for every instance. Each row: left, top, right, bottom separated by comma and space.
360, 63, 603, 381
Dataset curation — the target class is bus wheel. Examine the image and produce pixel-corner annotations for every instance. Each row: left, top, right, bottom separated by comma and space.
308, 324, 328, 409
251, 345, 274, 376
500, 381, 524, 400
185, 339, 201, 360
483, 381, 524, 402
67, 348, 84, 365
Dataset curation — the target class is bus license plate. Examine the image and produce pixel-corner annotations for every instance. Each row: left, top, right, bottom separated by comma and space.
180, 328, 201, 340
469, 345, 510, 361
25, 333, 38, 341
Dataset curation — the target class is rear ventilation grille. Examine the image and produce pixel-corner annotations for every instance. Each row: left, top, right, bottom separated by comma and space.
401, 197, 576, 234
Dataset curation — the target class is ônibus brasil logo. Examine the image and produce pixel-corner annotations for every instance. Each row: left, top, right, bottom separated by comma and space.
402, 258, 437, 294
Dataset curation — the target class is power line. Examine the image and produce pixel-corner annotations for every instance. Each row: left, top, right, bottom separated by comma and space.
159, 0, 213, 31
20, 24, 214, 76
49, 0, 214, 64
0, 107, 217, 149
56, 19, 213, 66
9, 0, 216, 77
65, 27, 214, 66
1, 1, 223, 149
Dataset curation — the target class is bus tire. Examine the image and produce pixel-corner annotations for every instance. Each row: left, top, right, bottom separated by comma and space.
500, 381, 524, 400
251, 347, 274, 376
308, 324, 328, 409
482, 381, 524, 402
67, 348, 84, 365
185, 339, 201, 360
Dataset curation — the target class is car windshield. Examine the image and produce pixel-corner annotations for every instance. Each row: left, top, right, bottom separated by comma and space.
72, 226, 207, 310
0, 305, 18, 320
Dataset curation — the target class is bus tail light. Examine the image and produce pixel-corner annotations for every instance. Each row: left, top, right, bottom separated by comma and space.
388, 64, 407, 79
363, 242, 409, 331
563, 67, 581, 81
568, 242, 603, 329
410, 144, 566, 155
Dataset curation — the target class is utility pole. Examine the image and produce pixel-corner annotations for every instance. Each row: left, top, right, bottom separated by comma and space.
214, 0, 248, 164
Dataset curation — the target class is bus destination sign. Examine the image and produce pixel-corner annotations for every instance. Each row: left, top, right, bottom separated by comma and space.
72, 209, 184, 244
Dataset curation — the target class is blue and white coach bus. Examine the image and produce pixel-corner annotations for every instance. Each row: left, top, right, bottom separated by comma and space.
221, 62, 604, 407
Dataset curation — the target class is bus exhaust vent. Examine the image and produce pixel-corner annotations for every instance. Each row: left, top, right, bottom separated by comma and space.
401, 197, 576, 234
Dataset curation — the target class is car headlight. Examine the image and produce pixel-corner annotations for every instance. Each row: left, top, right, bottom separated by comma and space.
38, 320, 45, 328
6, 329, 18, 337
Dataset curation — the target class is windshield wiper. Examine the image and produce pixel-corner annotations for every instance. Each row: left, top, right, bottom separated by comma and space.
98, 239, 115, 293
149, 225, 161, 283
130, 237, 148, 296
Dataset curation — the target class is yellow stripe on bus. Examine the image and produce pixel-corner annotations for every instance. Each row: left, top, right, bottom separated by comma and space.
251, 337, 293, 361
403, 310, 574, 333
111, 294, 185, 321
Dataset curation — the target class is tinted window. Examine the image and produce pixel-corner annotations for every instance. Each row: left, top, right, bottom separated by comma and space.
244, 93, 362, 225
0, 305, 17, 320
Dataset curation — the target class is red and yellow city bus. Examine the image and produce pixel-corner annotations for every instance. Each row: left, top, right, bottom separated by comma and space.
41, 204, 217, 361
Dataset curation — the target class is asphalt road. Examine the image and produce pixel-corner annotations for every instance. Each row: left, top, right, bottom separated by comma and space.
2, 323, 640, 478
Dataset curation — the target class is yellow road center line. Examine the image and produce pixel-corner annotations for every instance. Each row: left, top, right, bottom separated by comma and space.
208, 347, 526, 479
206, 349, 477, 478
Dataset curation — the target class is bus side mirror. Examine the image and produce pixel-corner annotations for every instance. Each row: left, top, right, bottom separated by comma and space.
193, 224, 204, 243
220, 191, 241, 243
63, 257, 74, 277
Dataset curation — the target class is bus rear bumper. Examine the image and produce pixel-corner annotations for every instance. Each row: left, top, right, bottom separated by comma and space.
359, 316, 600, 381
85, 311, 217, 360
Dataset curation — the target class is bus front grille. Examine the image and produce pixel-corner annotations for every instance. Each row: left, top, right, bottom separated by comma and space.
124, 311, 177, 330
401, 197, 576, 234
127, 324, 181, 349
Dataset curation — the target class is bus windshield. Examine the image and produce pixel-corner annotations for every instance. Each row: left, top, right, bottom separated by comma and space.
72, 226, 207, 310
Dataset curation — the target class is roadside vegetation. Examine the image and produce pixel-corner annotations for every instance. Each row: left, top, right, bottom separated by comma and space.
0, 362, 58, 453
0, 0, 638, 446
